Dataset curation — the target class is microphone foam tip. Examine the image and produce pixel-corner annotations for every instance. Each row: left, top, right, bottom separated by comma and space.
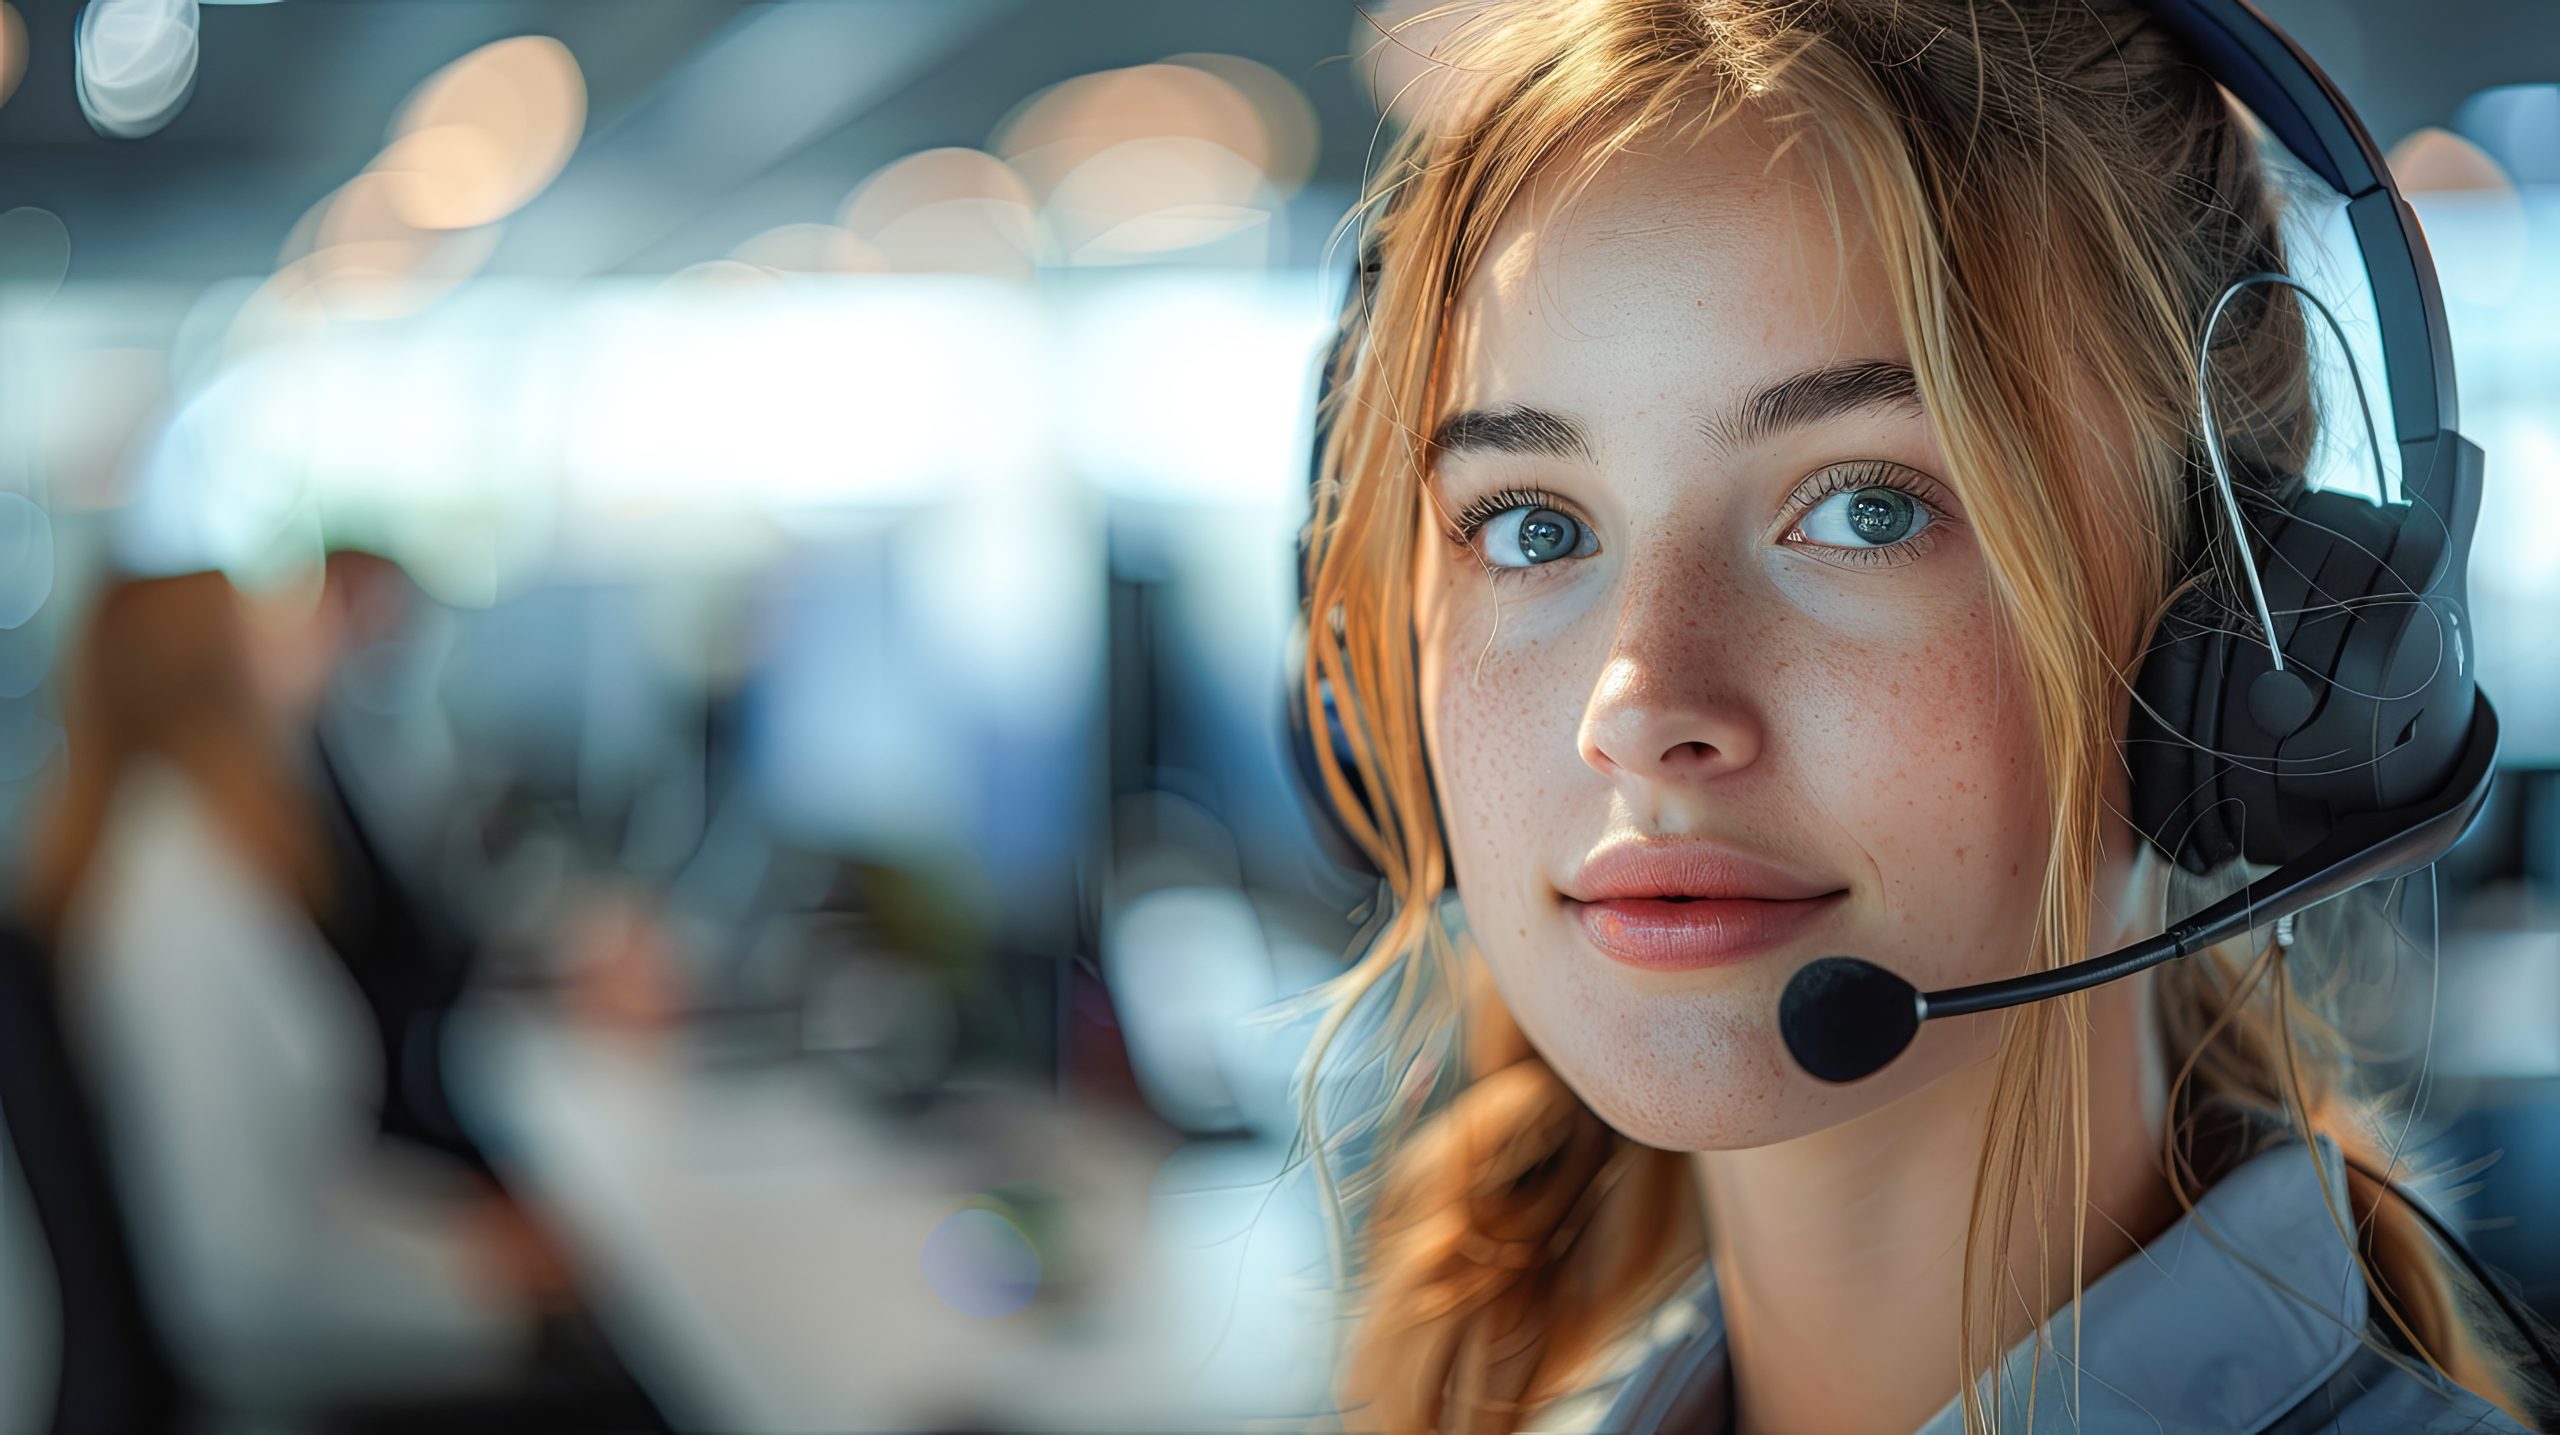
1779, 956, 1921, 1085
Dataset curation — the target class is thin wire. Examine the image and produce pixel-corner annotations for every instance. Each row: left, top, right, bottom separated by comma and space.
2193, 270, 2395, 675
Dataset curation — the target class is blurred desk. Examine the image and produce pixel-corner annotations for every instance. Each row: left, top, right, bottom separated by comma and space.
444, 999, 1211, 1433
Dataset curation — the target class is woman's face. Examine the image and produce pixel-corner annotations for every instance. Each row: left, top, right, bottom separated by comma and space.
1416, 114, 2139, 1148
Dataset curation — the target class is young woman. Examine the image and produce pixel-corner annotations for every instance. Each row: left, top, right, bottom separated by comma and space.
19, 570, 554, 1420
1289, 2, 2555, 1430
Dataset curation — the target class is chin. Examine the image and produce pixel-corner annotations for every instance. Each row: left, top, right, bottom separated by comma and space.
1493, 944, 1989, 1153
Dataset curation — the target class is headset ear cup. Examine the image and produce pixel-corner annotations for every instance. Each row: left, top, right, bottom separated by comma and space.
1280, 608, 1461, 891
1286, 237, 1385, 884
1282, 612, 1386, 878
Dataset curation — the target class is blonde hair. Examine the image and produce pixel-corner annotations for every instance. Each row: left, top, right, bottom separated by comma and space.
1283, 2, 2556, 1430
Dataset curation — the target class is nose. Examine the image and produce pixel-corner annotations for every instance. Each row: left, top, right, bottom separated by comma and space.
1576, 579, 1766, 788
1578, 669, 1763, 784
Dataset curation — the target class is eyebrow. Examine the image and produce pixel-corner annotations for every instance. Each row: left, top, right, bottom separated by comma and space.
1427, 359, 1923, 466
1428, 405, 1591, 462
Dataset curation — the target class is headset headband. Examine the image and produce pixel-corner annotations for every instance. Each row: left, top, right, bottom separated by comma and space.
2146, 0, 2462, 496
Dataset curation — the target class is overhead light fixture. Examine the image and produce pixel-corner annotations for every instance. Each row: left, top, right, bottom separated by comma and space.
75, 0, 200, 140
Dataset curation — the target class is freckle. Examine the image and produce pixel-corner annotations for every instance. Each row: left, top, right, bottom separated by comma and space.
2009, 863, 2019, 876
1955, 846, 1966, 864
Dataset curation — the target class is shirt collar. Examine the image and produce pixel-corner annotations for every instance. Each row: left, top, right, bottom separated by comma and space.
1600, 1133, 2367, 1435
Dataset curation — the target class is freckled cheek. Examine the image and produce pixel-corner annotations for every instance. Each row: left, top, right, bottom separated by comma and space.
1425, 625, 1583, 896
1828, 626, 2048, 970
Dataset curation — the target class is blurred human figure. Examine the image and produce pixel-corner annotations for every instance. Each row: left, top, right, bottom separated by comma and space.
301, 549, 495, 1166
309, 549, 688, 1051
19, 569, 555, 1420
309, 550, 458, 872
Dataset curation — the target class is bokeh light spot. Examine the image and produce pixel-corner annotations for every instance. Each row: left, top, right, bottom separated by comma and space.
921, 1204, 1042, 1318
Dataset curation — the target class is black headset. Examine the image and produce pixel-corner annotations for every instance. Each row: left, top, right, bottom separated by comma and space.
1280, 0, 2551, 1395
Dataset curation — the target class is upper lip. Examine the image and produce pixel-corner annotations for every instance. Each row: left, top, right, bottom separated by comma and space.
1563, 838, 1844, 903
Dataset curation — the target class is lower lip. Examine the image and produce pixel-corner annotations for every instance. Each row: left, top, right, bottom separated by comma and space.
1570, 893, 1847, 971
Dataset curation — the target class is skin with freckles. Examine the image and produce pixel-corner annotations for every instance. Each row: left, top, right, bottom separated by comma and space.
1414, 111, 2161, 1152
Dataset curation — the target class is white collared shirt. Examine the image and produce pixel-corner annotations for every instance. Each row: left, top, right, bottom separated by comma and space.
55, 758, 534, 1416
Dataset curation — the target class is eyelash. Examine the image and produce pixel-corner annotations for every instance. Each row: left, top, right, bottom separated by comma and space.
1442, 460, 1955, 579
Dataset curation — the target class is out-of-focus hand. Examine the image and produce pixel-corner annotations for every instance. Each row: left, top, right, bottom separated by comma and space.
459, 1185, 581, 1312
557, 888, 686, 1034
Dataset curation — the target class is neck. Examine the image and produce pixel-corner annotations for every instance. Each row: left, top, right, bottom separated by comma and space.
1692, 854, 2179, 1433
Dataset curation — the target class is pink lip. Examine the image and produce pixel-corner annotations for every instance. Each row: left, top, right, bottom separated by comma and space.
1570, 892, 1848, 971
1565, 838, 1840, 905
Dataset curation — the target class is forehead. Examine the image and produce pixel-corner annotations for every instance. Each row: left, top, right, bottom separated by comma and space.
1444, 111, 1907, 413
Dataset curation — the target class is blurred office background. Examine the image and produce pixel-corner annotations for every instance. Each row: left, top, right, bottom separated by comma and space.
0, 1, 2551, 1431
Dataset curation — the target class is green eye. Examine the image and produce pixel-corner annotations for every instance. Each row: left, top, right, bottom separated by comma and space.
1781, 461, 1956, 569
1800, 486, 1929, 548
1489, 506, 1585, 566
1448, 486, 1599, 574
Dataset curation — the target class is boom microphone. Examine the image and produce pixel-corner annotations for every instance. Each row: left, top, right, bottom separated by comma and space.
1778, 697, 2500, 1085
